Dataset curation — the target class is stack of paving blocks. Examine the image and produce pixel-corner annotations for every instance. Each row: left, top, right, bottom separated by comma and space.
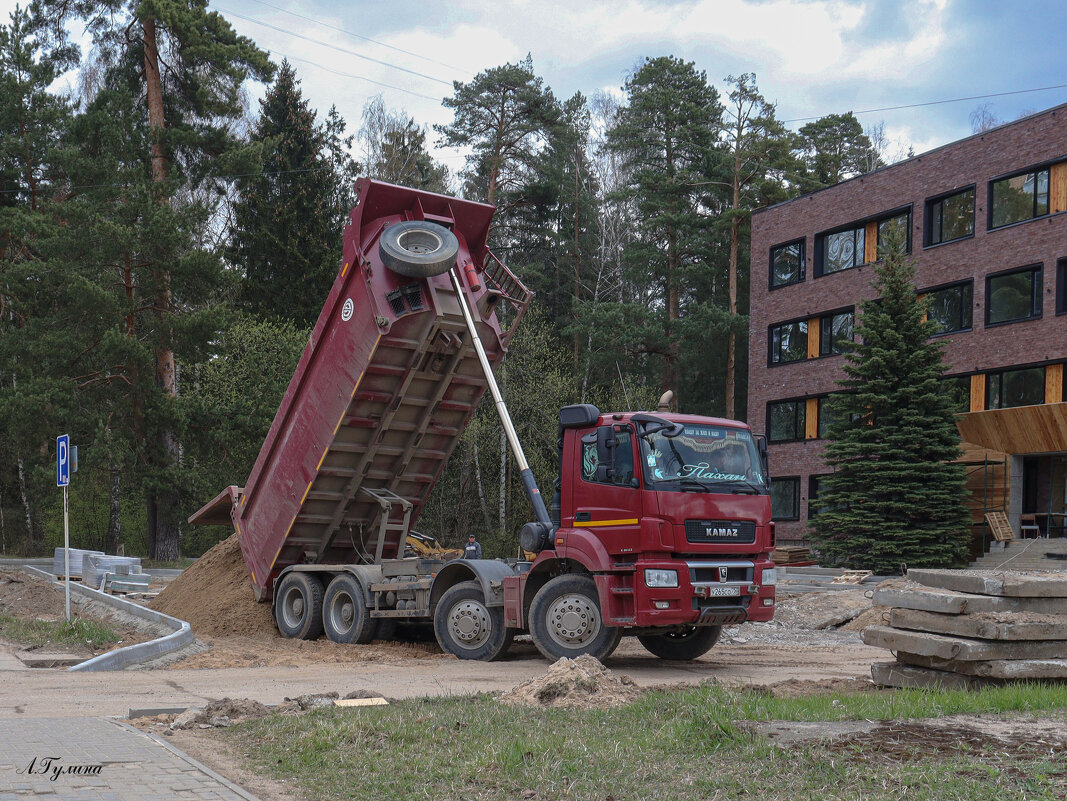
863, 569, 1067, 689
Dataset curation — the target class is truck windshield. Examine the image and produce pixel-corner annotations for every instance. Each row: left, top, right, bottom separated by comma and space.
639, 424, 767, 493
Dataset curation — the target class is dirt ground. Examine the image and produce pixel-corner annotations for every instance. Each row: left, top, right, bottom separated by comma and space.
0, 567, 154, 658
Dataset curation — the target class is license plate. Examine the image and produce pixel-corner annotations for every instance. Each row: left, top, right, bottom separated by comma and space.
698, 585, 741, 598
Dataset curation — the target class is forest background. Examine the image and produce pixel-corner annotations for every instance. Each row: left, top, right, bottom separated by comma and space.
0, 0, 926, 560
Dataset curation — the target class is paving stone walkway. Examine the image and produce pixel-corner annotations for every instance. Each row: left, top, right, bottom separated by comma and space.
0, 717, 258, 800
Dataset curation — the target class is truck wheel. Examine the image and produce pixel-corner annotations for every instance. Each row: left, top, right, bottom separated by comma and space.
275, 572, 324, 640
638, 625, 721, 661
434, 580, 513, 661
323, 573, 379, 644
379, 220, 459, 278
529, 574, 621, 661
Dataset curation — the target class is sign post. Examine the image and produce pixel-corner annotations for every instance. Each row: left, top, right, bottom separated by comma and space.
57, 434, 70, 623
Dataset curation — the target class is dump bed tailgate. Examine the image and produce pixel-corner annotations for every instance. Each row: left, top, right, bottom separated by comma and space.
194, 180, 530, 600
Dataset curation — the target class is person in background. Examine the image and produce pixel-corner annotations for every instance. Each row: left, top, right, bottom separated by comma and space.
464, 534, 483, 559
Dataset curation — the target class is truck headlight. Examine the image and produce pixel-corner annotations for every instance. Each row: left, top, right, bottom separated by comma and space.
761, 568, 777, 586
644, 569, 678, 588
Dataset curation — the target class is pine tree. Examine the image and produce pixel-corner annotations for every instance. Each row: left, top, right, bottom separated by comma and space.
795, 112, 882, 191
808, 235, 971, 573
229, 61, 357, 327
40, 0, 273, 559
605, 56, 722, 409
435, 55, 559, 209
359, 95, 448, 194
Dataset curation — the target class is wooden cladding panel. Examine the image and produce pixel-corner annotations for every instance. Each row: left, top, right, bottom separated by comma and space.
805, 398, 819, 439
956, 402, 1067, 454
807, 317, 821, 359
864, 221, 878, 263
1052, 161, 1067, 215
969, 374, 986, 413
1047, 363, 1065, 404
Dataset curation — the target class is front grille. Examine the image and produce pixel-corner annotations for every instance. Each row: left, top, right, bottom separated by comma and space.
685, 519, 756, 544
688, 562, 754, 584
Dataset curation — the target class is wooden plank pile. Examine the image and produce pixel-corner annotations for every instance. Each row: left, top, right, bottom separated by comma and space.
771, 545, 811, 565
863, 569, 1067, 689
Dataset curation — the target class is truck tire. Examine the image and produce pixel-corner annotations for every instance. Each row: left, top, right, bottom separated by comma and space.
379, 220, 459, 278
638, 625, 721, 661
529, 574, 621, 661
275, 572, 325, 640
323, 573, 378, 644
434, 580, 513, 661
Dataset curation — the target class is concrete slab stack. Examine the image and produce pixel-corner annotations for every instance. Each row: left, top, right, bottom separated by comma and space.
864, 569, 1067, 689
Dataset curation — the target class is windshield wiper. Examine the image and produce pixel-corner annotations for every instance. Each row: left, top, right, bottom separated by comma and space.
730, 480, 764, 495
676, 479, 712, 493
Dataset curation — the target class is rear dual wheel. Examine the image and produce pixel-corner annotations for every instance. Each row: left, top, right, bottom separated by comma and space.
323, 573, 379, 644
275, 572, 324, 640
434, 580, 513, 661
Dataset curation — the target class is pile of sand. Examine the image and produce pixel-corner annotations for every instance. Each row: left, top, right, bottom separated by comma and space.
150, 534, 274, 637
773, 588, 873, 629
499, 654, 640, 709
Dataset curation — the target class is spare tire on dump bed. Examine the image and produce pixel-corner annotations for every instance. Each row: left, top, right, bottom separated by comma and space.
379, 220, 459, 277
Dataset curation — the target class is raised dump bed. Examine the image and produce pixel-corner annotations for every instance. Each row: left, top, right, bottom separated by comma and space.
192, 179, 530, 600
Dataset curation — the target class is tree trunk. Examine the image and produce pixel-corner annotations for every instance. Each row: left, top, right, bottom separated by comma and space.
726, 156, 741, 420
143, 14, 182, 561
106, 468, 122, 554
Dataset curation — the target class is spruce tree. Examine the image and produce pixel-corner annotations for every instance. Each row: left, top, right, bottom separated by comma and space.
808, 236, 971, 573
228, 61, 357, 327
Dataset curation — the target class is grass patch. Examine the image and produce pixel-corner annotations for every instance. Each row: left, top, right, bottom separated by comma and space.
0, 613, 119, 650
225, 683, 1067, 801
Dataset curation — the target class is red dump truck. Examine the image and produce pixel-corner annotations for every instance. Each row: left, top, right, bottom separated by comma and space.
191, 178, 777, 662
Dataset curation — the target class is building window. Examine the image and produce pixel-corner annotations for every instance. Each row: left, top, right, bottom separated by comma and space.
820, 310, 854, 356
770, 240, 805, 288
926, 281, 973, 334
986, 366, 1046, 410
943, 375, 971, 414
770, 477, 800, 521
1058, 258, 1067, 315
925, 187, 975, 246
986, 265, 1042, 326
769, 320, 808, 364
876, 211, 910, 258
767, 400, 805, 443
990, 167, 1050, 228
817, 225, 865, 276
808, 474, 831, 518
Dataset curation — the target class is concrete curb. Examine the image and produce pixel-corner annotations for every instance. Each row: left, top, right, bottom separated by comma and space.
109, 719, 263, 801
22, 565, 194, 671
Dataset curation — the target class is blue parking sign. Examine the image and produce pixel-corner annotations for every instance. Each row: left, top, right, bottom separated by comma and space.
57, 434, 70, 487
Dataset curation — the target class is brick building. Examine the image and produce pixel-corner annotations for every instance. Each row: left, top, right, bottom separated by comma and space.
748, 103, 1067, 550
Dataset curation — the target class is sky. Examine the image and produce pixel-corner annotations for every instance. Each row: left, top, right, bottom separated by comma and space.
5, 0, 1067, 178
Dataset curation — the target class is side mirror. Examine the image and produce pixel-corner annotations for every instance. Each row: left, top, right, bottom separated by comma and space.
595, 426, 616, 482
755, 434, 770, 477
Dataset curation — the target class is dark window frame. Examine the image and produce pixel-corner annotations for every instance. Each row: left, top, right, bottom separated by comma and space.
808, 473, 832, 519
768, 318, 809, 366
769, 238, 806, 290
988, 161, 1057, 230
770, 476, 800, 521
1057, 258, 1067, 316
922, 278, 974, 335
814, 205, 912, 278
924, 185, 976, 247
985, 264, 1043, 327
819, 307, 855, 357
816, 395, 834, 438
766, 399, 806, 443
985, 366, 1046, 410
